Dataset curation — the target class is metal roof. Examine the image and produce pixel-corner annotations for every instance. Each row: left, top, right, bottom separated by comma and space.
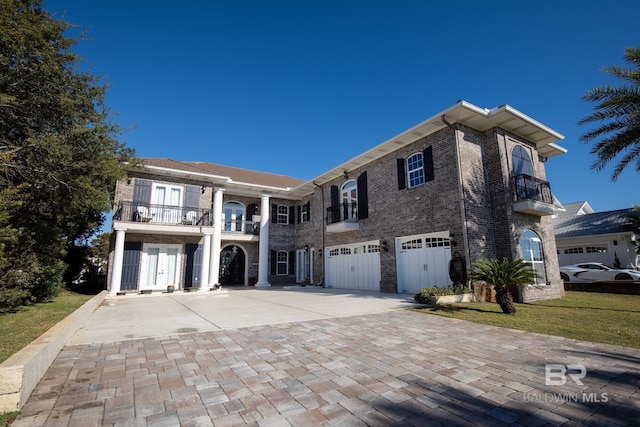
553, 208, 634, 239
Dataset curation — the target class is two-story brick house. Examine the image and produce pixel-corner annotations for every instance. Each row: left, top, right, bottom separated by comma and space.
108, 100, 567, 302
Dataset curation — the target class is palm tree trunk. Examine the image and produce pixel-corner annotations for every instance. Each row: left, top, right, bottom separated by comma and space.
495, 286, 516, 314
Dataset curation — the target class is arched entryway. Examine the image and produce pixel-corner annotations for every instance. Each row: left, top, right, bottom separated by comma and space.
220, 245, 246, 286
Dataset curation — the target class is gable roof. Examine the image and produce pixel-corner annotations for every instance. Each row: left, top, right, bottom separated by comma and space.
553, 208, 634, 239
555, 201, 595, 217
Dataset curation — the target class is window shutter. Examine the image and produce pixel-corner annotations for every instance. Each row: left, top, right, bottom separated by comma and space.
270, 250, 276, 275
289, 206, 295, 224
424, 146, 434, 182
184, 244, 202, 287
183, 185, 200, 209
330, 186, 339, 207
297, 205, 301, 224
271, 204, 277, 224
247, 203, 256, 221
397, 159, 406, 190
289, 251, 295, 275
357, 172, 368, 219
305, 201, 311, 220
132, 179, 152, 206
121, 242, 142, 291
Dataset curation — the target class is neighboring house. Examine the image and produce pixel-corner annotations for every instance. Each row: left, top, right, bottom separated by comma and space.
553, 201, 638, 269
108, 100, 567, 302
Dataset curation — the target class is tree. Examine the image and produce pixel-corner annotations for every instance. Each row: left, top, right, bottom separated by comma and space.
470, 258, 540, 314
0, 0, 134, 309
623, 205, 640, 255
578, 47, 640, 181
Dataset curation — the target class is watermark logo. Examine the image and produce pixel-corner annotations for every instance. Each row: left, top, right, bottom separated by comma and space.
545, 364, 586, 386
522, 364, 608, 404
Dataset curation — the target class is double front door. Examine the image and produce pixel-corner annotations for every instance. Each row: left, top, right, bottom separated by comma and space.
141, 244, 181, 290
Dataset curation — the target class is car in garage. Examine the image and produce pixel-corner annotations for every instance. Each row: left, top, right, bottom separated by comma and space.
559, 262, 640, 282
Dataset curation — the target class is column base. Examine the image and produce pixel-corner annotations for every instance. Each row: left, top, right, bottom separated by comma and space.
255, 282, 271, 288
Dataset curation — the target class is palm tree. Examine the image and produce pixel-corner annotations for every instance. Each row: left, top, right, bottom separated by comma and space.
578, 47, 640, 181
470, 258, 540, 314
623, 205, 640, 255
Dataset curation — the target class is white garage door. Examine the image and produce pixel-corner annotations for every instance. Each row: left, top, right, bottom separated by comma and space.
396, 232, 452, 294
557, 245, 611, 267
325, 240, 381, 290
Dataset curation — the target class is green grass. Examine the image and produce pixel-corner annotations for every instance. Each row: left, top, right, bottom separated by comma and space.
412, 291, 640, 348
0, 289, 93, 364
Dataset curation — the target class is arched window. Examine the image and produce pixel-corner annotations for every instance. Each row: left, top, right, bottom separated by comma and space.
512, 145, 534, 176
340, 180, 358, 221
521, 230, 546, 285
407, 153, 425, 188
223, 201, 245, 232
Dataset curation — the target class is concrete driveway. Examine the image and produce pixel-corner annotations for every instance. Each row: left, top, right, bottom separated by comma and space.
13, 286, 640, 426
69, 286, 417, 345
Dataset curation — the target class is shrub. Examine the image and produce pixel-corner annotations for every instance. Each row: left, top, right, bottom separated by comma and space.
414, 284, 471, 304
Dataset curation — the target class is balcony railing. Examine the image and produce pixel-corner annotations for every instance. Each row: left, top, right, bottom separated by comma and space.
114, 201, 213, 226
512, 174, 552, 204
326, 202, 358, 225
222, 219, 259, 235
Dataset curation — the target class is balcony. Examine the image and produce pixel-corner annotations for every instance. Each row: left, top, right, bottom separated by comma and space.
221, 219, 259, 237
512, 174, 555, 216
114, 201, 213, 226
326, 202, 360, 233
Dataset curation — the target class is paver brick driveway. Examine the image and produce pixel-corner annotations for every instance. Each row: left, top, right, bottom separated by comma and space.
13, 287, 640, 426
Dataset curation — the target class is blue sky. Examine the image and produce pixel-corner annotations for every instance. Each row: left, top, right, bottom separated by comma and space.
45, 0, 639, 213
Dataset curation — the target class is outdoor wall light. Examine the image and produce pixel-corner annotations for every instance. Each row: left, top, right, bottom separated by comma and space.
381, 240, 388, 252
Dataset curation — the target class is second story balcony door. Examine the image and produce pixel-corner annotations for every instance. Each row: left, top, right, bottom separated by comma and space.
341, 180, 358, 222
152, 184, 182, 224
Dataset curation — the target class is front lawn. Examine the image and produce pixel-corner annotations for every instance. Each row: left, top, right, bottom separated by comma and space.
413, 291, 640, 348
0, 289, 93, 363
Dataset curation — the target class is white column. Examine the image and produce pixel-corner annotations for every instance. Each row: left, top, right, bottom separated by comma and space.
200, 232, 212, 290
109, 228, 126, 295
209, 188, 224, 288
256, 194, 271, 287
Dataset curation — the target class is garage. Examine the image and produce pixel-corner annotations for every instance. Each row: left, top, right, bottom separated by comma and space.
325, 240, 381, 290
396, 232, 452, 293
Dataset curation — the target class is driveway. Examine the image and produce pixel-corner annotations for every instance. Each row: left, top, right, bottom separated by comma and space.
13, 287, 640, 426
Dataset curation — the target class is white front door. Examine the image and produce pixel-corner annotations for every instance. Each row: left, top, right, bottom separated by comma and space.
152, 184, 182, 224
141, 244, 181, 290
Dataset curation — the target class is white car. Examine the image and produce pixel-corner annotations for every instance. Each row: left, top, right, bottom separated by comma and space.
559, 263, 640, 282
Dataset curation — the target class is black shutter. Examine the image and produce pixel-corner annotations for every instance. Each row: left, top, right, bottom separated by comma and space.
289, 251, 295, 275
247, 203, 256, 221
424, 146, 434, 182
184, 244, 203, 288
330, 185, 340, 223
271, 204, 277, 224
305, 201, 311, 221
289, 206, 295, 224
121, 242, 142, 291
357, 172, 368, 220
397, 159, 406, 190
297, 205, 301, 224
270, 250, 276, 275
184, 185, 200, 209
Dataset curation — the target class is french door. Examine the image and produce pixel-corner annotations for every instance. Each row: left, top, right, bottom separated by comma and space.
152, 184, 182, 224
141, 244, 181, 290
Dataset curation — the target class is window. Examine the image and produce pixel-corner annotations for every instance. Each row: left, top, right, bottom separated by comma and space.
301, 202, 310, 223
586, 246, 607, 253
276, 251, 288, 275
521, 230, 547, 285
341, 180, 358, 221
277, 205, 288, 224
223, 201, 245, 232
512, 145, 534, 176
407, 153, 425, 188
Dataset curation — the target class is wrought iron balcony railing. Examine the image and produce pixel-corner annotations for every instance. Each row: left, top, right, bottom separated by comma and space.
114, 201, 213, 226
326, 202, 359, 225
512, 174, 552, 204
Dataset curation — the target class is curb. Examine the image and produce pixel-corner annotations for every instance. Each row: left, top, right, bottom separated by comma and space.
0, 291, 107, 412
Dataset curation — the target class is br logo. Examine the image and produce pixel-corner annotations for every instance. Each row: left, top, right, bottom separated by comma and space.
545, 364, 587, 386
